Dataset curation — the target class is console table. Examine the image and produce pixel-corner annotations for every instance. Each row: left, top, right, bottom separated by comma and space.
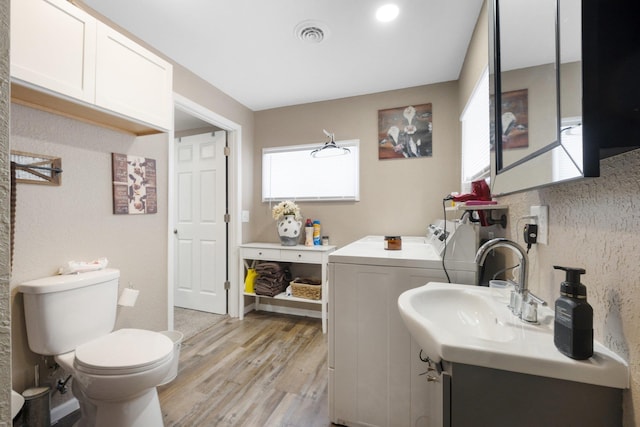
239, 243, 336, 333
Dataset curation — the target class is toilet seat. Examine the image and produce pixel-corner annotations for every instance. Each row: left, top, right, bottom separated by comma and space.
74, 328, 173, 375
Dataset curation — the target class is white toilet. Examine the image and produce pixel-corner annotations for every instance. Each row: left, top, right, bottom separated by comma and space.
19, 268, 174, 427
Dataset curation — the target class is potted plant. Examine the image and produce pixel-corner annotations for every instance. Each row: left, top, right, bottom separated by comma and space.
272, 200, 302, 246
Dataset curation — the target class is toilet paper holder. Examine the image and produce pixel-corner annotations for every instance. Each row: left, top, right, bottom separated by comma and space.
118, 282, 139, 307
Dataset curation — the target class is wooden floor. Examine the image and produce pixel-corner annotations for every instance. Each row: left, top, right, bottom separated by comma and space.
158, 311, 333, 427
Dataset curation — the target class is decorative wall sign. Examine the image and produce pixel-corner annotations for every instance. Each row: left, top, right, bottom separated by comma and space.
500, 89, 529, 149
378, 103, 433, 159
111, 153, 157, 214
10, 150, 62, 185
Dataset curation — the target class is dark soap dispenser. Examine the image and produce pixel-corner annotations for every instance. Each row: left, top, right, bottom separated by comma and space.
553, 266, 593, 360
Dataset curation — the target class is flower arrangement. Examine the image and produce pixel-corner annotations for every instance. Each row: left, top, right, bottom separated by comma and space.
272, 200, 301, 221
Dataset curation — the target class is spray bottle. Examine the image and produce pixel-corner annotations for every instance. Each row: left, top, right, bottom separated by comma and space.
313, 220, 321, 245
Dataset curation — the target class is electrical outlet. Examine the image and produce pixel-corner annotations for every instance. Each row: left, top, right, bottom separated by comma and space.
530, 205, 548, 244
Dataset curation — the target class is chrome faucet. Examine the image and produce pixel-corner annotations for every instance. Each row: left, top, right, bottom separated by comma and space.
475, 238, 539, 322
475, 238, 528, 293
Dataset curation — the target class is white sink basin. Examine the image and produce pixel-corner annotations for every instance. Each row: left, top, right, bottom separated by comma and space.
398, 282, 629, 389
407, 285, 517, 344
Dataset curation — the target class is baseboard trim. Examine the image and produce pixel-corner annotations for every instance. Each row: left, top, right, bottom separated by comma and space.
51, 397, 79, 424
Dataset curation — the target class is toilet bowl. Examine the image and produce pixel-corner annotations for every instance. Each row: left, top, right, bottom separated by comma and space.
55, 329, 173, 427
18, 269, 175, 427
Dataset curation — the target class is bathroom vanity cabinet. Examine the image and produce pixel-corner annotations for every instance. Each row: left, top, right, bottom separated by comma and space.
436, 362, 622, 427
238, 243, 336, 333
398, 281, 627, 427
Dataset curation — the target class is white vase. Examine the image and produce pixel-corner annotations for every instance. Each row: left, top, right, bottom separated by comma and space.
277, 215, 301, 246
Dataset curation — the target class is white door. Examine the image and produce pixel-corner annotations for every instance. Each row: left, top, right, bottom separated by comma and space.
174, 131, 227, 313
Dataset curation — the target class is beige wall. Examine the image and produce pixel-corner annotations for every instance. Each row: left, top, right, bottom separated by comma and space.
1, 0, 11, 422
458, 0, 488, 112
253, 82, 462, 248
9, 104, 169, 393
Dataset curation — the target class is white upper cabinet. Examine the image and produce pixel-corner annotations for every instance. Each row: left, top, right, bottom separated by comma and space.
11, 0, 97, 103
95, 23, 173, 131
10, 0, 173, 134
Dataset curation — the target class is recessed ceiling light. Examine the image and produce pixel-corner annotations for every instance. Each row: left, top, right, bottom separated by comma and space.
376, 4, 399, 22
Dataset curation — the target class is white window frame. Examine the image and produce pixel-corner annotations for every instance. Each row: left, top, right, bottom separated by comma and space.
553, 116, 583, 180
460, 67, 491, 193
262, 140, 360, 202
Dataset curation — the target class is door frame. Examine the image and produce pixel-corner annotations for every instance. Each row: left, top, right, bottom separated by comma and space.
167, 93, 243, 329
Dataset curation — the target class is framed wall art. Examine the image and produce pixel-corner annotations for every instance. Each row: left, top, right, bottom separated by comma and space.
10, 150, 62, 186
112, 153, 157, 215
500, 88, 529, 150
378, 103, 433, 159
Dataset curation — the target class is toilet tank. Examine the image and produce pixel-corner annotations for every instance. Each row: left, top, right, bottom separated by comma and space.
18, 269, 120, 355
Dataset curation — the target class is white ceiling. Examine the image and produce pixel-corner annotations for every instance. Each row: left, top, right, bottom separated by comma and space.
80, 0, 483, 112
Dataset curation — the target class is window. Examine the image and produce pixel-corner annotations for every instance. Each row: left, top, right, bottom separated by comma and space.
460, 67, 491, 192
262, 140, 360, 201
553, 117, 583, 180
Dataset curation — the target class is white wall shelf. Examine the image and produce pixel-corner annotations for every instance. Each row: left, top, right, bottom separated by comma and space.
445, 203, 509, 228
445, 203, 509, 211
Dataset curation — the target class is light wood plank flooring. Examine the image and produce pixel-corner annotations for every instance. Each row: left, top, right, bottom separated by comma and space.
159, 311, 333, 427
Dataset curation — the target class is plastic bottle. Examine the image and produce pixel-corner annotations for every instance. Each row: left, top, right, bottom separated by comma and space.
304, 219, 314, 246
313, 220, 321, 245
553, 265, 593, 360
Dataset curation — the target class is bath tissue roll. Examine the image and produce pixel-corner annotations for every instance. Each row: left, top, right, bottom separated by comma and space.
118, 288, 139, 307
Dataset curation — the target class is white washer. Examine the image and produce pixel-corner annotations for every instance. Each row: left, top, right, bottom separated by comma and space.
328, 231, 478, 427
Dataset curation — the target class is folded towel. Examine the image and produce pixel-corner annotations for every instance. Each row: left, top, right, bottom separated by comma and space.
58, 257, 109, 275
254, 262, 291, 296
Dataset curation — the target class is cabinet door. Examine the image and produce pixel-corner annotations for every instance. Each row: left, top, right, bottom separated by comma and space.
95, 23, 173, 131
10, 0, 97, 103
330, 263, 440, 427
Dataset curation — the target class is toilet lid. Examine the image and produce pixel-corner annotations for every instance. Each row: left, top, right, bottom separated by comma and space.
74, 329, 173, 375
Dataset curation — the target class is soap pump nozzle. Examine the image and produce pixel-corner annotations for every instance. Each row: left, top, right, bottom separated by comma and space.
554, 265, 587, 298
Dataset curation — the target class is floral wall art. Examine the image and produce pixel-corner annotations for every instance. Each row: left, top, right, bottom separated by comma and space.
378, 103, 433, 159
499, 89, 529, 149
112, 153, 157, 214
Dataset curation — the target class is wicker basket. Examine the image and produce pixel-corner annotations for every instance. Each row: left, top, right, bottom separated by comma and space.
291, 277, 322, 300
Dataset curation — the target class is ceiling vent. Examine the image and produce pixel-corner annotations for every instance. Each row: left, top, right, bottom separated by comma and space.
295, 21, 329, 44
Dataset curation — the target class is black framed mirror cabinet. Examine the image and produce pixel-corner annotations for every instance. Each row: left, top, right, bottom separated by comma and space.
489, 0, 640, 196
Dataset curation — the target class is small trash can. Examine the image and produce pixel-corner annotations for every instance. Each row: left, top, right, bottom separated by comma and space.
21, 387, 50, 427
159, 330, 183, 386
